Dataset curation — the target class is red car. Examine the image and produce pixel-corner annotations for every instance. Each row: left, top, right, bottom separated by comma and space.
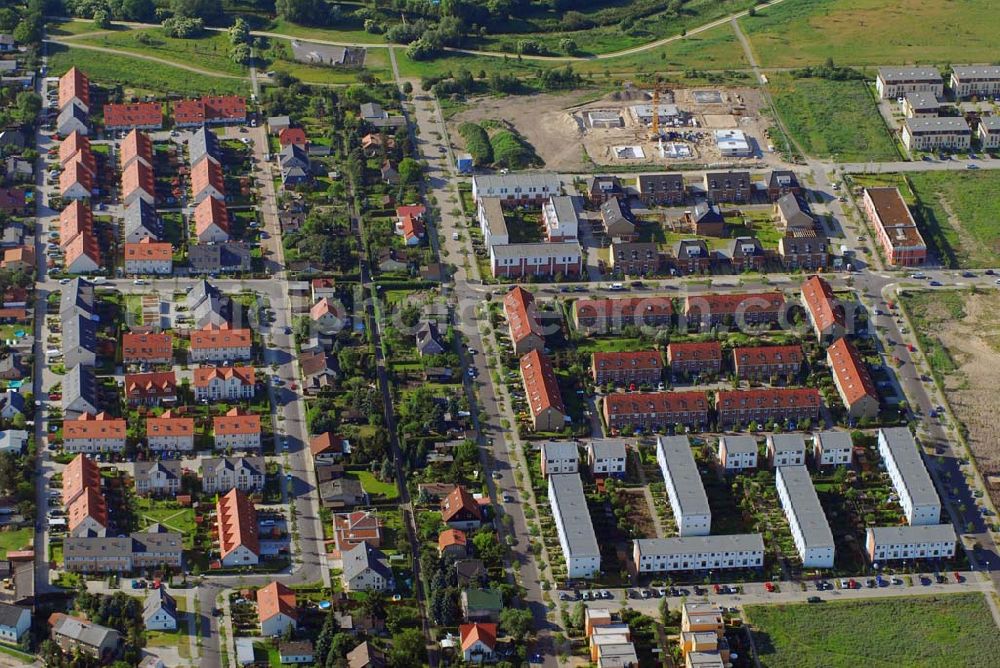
954, 572, 963, 583
764, 582, 775, 592
713, 584, 721, 594
848, 578, 858, 589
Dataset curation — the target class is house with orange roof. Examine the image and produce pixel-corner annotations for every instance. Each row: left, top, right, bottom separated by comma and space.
827, 338, 880, 420
683, 292, 786, 328
63, 229, 101, 274
310, 277, 336, 302
63, 142, 97, 176
441, 485, 482, 531
173, 95, 246, 127
257, 581, 298, 637
572, 297, 673, 333
67, 486, 108, 538
361, 133, 394, 156
216, 488, 259, 566
146, 412, 195, 451
716, 388, 821, 429
122, 160, 155, 206
122, 332, 173, 365
459, 623, 497, 663
801, 275, 846, 342
592, 351, 662, 387
191, 158, 225, 203
310, 298, 342, 331
213, 407, 261, 451
332, 510, 382, 552
309, 432, 348, 463
124, 371, 178, 406
124, 239, 173, 275
666, 341, 723, 378
104, 103, 162, 132
1, 245, 34, 271
603, 391, 710, 432
520, 350, 566, 432
503, 286, 545, 355
194, 196, 230, 243
59, 67, 90, 113
119, 129, 153, 170
60, 158, 94, 200
438, 529, 468, 558
59, 131, 90, 167
63, 412, 127, 453
60, 200, 94, 250
62, 454, 101, 506
189, 324, 252, 362
193, 366, 256, 401
279, 127, 307, 147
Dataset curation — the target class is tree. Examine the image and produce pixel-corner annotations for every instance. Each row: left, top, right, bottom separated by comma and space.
401, 81, 413, 95
93, 10, 111, 28
230, 43, 253, 65
170, 0, 221, 20
229, 17, 250, 45
398, 157, 422, 184
499, 608, 533, 642
389, 628, 427, 668
570, 601, 586, 630
14, 92, 41, 126
121, 0, 156, 22
276, 0, 326, 25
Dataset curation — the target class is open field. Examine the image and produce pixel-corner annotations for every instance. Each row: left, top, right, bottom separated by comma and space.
72, 28, 247, 77
769, 74, 898, 161
265, 18, 388, 44
900, 290, 1000, 505
740, 0, 1000, 68
746, 593, 1000, 668
47, 43, 250, 96
0, 528, 32, 558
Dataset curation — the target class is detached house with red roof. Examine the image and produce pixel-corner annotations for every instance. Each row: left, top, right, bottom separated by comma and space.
394, 204, 426, 246
194, 197, 230, 243
122, 332, 173, 365
503, 286, 545, 355
189, 324, 252, 363
441, 485, 482, 531
801, 275, 846, 343
666, 341, 722, 378
104, 103, 162, 132
194, 366, 256, 402
592, 351, 662, 387
213, 407, 261, 451
216, 488, 259, 566
520, 350, 566, 432
827, 338, 880, 420
309, 432, 348, 463
460, 623, 498, 663
278, 127, 307, 148
438, 529, 468, 558
257, 582, 298, 637
333, 510, 382, 552
191, 158, 225, 204
63, 412, 127, 454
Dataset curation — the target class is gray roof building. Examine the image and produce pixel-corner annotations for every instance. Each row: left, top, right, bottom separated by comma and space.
342, 542, 393, 583
634, 534, 765, 556
189, 127, 221, 166
56, 104, 88, 136
279, 143, 310, 171
775, 465, 834, 565
123, 199, 161, 244
588, 438, 627, 462
415, 320, 446, 356
61, 277, 96, 320
187, 280, 231, 327
318, 478, 365, 508
548, 473, 600, 577
63, 364, 99, 415
878, 427, 941, 524
143, 588, 177, 627
50, 614, 121, 657
877, 66, 942, 82
188, 242, 252, 274
657, 436, 711, 536
62, 313, 97, 369
776, 193, 813, 229
904, 116, 971, 134
867, 524, 957, 547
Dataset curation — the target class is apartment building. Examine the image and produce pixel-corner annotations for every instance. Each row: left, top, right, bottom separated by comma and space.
656, 436, 711, 537
875, 67, 943, 99
731, 345, 803, 381
683, 292, 786, 329
666, 341, 722, 378
173, 95, 246, 126
861, 187, 927, 266
587, 438, 628, 477
702, 171, 751, 203
489, 242, 583, 279
573, 297, 673, 334
950, 65, 1000, 99
549, 474, 601, 578
520, 350, 566, 432
123, 239, 173, 275
591, 351, 662, 386
902, 116, 971, 152
201, 456, 265, 494
122, 332, 173, 365
213, 408, 262, 451
902, 92, 941, 118
67, 486, 107, 537
62, 454, 101, 506
866, 524, 957, 562
609, 241, 660, 276
633, 534, 765, 573
775, 465, 834, 568
503, 286, 546, 355
541, 196, 578, 241
603, 391, 710, 432
637, 172, 685, 205
194, 366, 257, 401
189, 325, 252, 363
767, 434, 806, 468
978, 115, 1000, 149
49, 614, 120, 661
800, 275, 846, 342
124, 371, 178, 406
539, 441, 579, 477
133, 460, 182, 497
827, 338, 880, 420
63, 412, 127, 453
718, 436, 758, 472
877, 427, 941, 525
715, 388, 821, 428
813, 430, 853, 467
145, 414, 195, 451
216, 488, 259, 567
471, 173, 561, 207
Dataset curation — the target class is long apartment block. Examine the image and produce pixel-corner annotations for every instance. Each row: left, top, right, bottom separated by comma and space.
866, 525, 957, 562
775, 465, 835, 569
548, 474, 601, 579
877, 428, 941, 525
632, 535, 764, 573
656, 436, 711, 536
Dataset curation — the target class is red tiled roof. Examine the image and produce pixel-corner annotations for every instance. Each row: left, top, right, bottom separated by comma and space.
104, 103, 162, 130
64, 412, 127, 441
193, 366, 255, 388
64, 232, 101, 270
59, 67, 90, 110
125, 371, 177, 398
192, 158, 225, 198
396, 204, 425, 220
173, 95, 246, 125
732, 345, 803, 367
827, 338, 879, 408
146, 416, 195, 438
684, 292, 786, 317
59, 131, 90, 166
310, 298, 338, 321
190, 324, 251, 350
124, 239, 172, 262
62, 454, 101, 506
503, 286, 544, 347
217, 488, 259, 560
60, 157, 94, 195
801, 275, 845, 332
119, 129, 153, 169
60, 200, 93, 246
399, 214, 424, 242
278, 127, 307, 147
257, 581, 297, 622
716, 388, 821, 411
604, 391, 709, 416
67, 486, 107, 534
520, 350, 565, 417
460, 623, 497, 652
593, 350, 662, 371
667, 341, 722, 362
438, 529, 467, 550
441, 485, 482, 523
309, 432, 345, 456
122, 159, 155, 202
575, 297, 673, 321
194, 196, 229, 237
214, 408, 261, 436
122, 332, 173, 361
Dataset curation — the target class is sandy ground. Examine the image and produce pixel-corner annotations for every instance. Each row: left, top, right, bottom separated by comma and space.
448, 86, 787, 172
928, 292, 1000, 505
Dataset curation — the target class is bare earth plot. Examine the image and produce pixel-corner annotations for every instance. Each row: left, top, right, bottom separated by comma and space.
740, 0, 1000, 68
901, 291, 1000, 506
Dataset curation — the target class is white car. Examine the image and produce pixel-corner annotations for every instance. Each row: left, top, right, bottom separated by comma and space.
452, 232, 459, 240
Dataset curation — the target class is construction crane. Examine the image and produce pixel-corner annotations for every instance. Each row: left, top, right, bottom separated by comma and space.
650, 87, 661, 141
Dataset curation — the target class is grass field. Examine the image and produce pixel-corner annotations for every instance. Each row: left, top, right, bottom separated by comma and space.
574, 24, 748, 75
0, 528, 32, 558
345, 470, 399, 501
747, 594, 1000, 668
47, 43, 250, 96
899, 290, 964, 380
741, 0, 1000, 68
769, 74, 898, 161
73, 28, 247, 77
265, 18, 388, 44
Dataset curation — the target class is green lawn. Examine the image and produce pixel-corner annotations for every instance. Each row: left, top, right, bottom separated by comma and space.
345, 470, 399, 501
746, 594, 1000, 668
741, 0, 1000, 68
265, 18, 388, 44
135, 498, 196, 546
769, 74, 898, 161
73, 28, 247, 77
47, 19, 129, 37
47, 43, 250, 97
0, 528, 32, 558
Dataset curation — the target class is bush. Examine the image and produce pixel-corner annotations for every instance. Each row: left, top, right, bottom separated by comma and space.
458, 122, 493, 166
161, 16, 203, 38
490, 130, 538, 169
